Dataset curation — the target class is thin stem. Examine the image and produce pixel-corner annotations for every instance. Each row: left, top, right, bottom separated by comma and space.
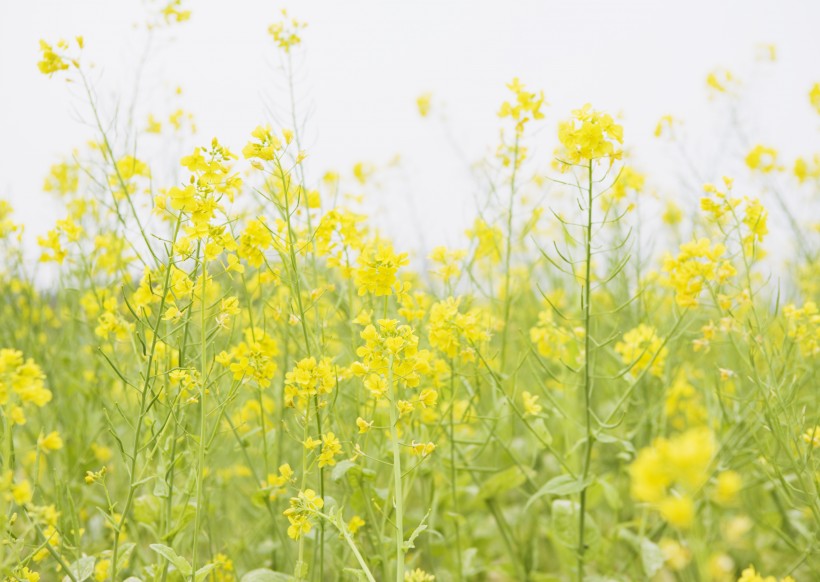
387, 355, 404, 582
577, 159, 594, 582
191, 246, 209, 580
449, 358, 463, 580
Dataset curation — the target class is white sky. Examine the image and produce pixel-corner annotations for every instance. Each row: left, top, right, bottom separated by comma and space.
1, 0, 819, 258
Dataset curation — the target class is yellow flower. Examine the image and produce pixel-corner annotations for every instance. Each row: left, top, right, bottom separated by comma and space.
354, 242, 409, 297
416, 92, 432, 117
428, 296, 491, 361
657, 495, 694, 528
745, 145, 781, 173
466, 218, 503, 264
629, 428, 714, 526
706, 68, 738, 94
662, 238, 732, 307
498, 77, 546, 136
38, 431, 63, 453
37, 39, 70, 76
409, 441, 436, 457
347, 515, 365, 534
356, 417, 373, 433
557, 104, 623, 165
810, 82, 820, 115
659, 538, 691, 571
405, 569, 436, 582
521, 391, 542, 417
283, 489, 324, 539
614, 324, 667, 378
713, 471, 742, 505
654, 114, 678, 138
268, 9, 306, 53
318, 432, 342, 467
801, 425, 820, 448
738, 565, 795, 582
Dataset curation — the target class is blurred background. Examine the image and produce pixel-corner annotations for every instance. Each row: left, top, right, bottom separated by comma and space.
1, 0, 818, 258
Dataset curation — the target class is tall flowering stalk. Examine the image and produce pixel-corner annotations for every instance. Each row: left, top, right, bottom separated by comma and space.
555, 104, 623, 581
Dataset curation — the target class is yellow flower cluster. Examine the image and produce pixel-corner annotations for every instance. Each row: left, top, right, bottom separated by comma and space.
745, 145, 781, 173
706, 68, 739, 94
801, 426, 820, 448
664, 370, 707, 430
521, 391, 542, 417
662, 238, 734, 308
810, 82, 820, 115
629, 427, 715, 528
354, 242, 409, 297
610, 165, 645, 201
529, 308, 580, 362
794, 154, 820, 183
405, 568, 436, 581
268, 9, 307, 53
160, 0, 191, 24
615, 324, 667, 378
37, 38, 81, 76
700, 176, 769, 258
416, 93, 432, 117
217, 328, 279, 387
242, 124, 294, 165
0, 350, 52, 425
497, 77, 545, 136
783, 301, 819, 357
43, 159, 79, 196
283, 489, 323, 540
427, 296, 490, 362
428, 246, 466, 282
315, 208, 368, 274
167, 140, 242, 240
265, 463, 294, 500
353, 320, 431, 392
466, 218, 503, 265
318, 432, 342, 467
737, 565, 795, 582
236, 217, 273, 268
557, 104, 623, 165
284, 357, 336, 408
37, 216, 83, 264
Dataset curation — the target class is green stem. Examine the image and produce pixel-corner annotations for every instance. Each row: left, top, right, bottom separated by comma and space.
111, 218, 181, 582
577, 159, 594, 582
449, 358, 463, 580
387, 356, 404, 582
499, 135, 520, 370
191, 245, 209, 580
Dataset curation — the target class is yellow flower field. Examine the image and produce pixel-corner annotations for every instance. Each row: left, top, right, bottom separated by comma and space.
1, 3, 819, 581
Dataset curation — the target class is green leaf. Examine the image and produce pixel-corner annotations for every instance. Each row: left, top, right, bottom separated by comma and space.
342, 568, 369, 581
526, 475, 592, 509
153, 474, 170, 498
476, 466, 528, 501
533, 419, 553, 445
133, 494, 161, 524
550, 499, 599, 550
116, 543, 136, 571
195, 564, 217, 582
162, 502, 197, 541
62, 556, 95, 582
331, 460, 360, 482
597, 477, 623, 511
149, 544, 191, 576
240, 568, 295, 582
402, 509, 431, 552
640, 537, 664, 577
